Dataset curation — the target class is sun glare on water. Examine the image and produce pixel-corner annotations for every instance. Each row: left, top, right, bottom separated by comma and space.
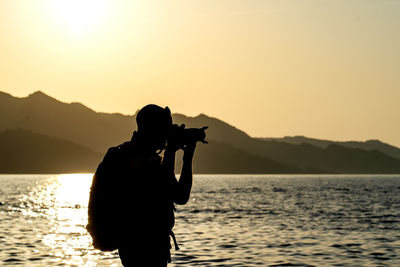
38, 174, 109, 265
51, 0, 110, 36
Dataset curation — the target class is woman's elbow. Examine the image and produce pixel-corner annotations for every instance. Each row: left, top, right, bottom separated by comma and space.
174, 194, 190, 205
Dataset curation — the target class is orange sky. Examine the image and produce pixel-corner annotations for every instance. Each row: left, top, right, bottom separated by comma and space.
1, 0, 399, 146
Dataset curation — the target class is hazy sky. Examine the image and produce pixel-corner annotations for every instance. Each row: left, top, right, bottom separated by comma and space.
1, 0, 399, 146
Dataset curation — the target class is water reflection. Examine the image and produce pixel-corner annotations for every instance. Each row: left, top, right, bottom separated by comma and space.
2, 174, 400, 266
24, 174, 119, 266
42, 174, 91, 265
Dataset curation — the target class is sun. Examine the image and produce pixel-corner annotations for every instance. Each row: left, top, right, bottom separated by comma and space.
51, 0, 109, 36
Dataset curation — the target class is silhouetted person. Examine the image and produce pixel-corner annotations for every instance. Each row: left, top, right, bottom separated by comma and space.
88, 104, 204, 266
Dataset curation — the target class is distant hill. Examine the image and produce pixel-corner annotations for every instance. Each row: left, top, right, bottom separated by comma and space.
0, 91, 135, 153
261, 136, 400, 160
0, 129, 302, 174
1, 90, 400, 174
0, 129, 102, 173
247, 141, 400, 174
185, 140, 303, 174
0, 91, 257, 153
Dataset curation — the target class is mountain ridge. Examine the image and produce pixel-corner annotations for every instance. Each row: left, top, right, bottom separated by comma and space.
0, 129, 305, 174
0, 129, 102, 173
1, 90, 400, 174
260, 136, 400, 160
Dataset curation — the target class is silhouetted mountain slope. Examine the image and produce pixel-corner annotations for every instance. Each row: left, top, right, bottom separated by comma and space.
173, 115, 400, 173
1, 90, 400, 174
0, 129, 302, 174
261, 136, 334, 148
342, 140, 400, 160
0, 91, 135, 152
0, 91, 256, 153
0, 129, 102, 173
249, 141, 400, 173
177, 140, 303, 174
173, 114, 253, 148
319, 144, 400, 173
260, 136, 400, 160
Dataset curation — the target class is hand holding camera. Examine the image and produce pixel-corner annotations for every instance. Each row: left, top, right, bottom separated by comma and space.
167, 124, 208, 152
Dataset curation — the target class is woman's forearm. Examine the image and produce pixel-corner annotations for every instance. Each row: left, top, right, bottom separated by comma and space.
176, 156, 193, 204
162, 147, 176, 177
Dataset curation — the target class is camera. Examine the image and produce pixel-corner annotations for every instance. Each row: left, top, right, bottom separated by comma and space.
168, 124, 208, 146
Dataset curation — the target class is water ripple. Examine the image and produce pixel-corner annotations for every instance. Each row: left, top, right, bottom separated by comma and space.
1, 174, 400, 266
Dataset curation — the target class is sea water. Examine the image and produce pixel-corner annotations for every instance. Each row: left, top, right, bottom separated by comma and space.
0, 174, 400, 266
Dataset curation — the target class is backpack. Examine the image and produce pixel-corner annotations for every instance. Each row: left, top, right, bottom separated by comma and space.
86, 146, 122, 251
86, 142, 180, 253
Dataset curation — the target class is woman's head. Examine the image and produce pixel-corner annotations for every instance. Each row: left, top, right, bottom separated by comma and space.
136, 104, 172, 150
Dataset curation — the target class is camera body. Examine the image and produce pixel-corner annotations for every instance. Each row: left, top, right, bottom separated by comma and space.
168, 124, 208, 147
